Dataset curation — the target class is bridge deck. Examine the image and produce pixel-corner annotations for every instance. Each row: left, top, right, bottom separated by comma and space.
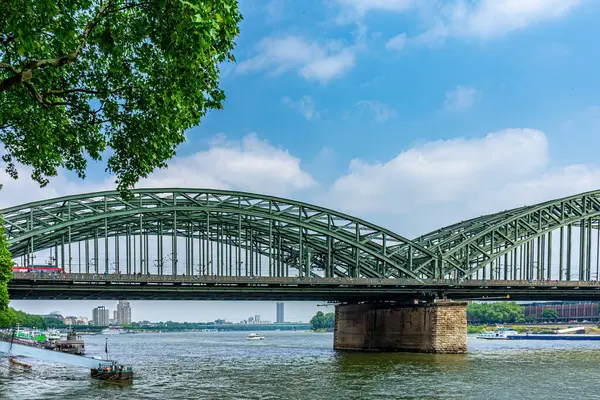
9, 273, 600, 301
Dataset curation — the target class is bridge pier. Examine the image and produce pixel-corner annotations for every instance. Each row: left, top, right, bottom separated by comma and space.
333, 300, 467, 354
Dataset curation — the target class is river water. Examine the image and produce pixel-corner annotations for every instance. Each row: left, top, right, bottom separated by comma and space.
1, 331, 599, 399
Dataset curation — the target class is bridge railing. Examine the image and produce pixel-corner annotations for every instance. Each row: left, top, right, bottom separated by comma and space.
10, 272, 600, 287
11, 272, 422, 286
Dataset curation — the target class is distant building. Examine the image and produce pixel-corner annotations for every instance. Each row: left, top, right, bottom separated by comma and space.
276, 302, 284, 323
523, 301, 600, 322
215, 319, 226, 325
64, 316, 89, 326
115, 300, 132, 324
43, 312, 64, 321
92, 306, 110, 326
254, 314, 260, 324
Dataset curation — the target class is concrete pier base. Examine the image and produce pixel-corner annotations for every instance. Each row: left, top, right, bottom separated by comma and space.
333, 300, 467, 354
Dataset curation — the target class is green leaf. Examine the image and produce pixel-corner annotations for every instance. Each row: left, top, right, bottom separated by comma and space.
0, 0, 242, 197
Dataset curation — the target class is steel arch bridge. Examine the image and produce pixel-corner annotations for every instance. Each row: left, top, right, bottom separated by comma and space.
3, 188, 600, 300
1, 189, 437, 280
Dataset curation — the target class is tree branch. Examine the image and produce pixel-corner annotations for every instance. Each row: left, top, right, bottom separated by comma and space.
0, 1, 150, 93
42, 86, 126, 96
22, 81, 45, 105
0, 62, 19, 74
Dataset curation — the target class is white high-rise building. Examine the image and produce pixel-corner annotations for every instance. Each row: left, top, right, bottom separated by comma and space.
116, 300, 132, 324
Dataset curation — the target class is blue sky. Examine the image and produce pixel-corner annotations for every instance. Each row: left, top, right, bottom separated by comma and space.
4, 0, 600, 321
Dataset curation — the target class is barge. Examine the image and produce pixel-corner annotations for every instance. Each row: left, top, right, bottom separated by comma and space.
508, 334, 600, 341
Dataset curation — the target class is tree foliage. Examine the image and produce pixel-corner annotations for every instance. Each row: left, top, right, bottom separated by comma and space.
43, 317, 67, 328
310, 311, 335, 331
0, 307, 47, 329
0, 0, 242, 192
541, 308, 559, 321
467, 302, 525, 324
0, 219, 13, 311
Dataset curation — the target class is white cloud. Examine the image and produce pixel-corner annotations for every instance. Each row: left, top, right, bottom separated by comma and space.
325, 129, 600, 236
444, 85, 477, 111
355, 100, 397, 122
137, 134, 315, 197
418, 0, 583, 42
338, 0, 583, 44
0, 145, 112, 208
0, 135, 315, 208
386, 33, 407, 51
282, 96, 321, 120
236, 36, 356, 83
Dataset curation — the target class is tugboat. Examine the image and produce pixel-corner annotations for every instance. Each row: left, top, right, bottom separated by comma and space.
54, 328, 85, 355
90, 339, 134, 382
91, 362, 134, 382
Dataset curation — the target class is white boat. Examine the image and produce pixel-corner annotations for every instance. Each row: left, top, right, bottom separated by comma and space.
476, 327, 518, 340
44, 329, 62, 342
101, 326, 125, 335
247, 333, 265, 340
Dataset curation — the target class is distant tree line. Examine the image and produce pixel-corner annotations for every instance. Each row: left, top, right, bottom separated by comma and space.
0, 308, 48, 329
467, 302, 567, 324
540, 308, 559, 321
467, 302, 536, 324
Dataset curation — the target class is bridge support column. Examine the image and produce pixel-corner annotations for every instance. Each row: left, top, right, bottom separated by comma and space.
333, 300, 467, 354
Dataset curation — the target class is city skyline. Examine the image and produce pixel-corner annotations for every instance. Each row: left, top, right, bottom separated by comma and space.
12, 300, 316, 324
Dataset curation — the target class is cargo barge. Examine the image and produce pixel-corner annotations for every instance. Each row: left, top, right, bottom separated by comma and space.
1, 329, 133, 381
508, 334, 600, 341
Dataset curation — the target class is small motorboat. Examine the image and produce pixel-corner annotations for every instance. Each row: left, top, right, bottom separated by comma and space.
91, 362, 133, 382
8, 356, 32, 369
247, 333, 265, 340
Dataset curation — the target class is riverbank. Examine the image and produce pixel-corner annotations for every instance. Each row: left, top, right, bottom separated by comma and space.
468, 324, 600, 335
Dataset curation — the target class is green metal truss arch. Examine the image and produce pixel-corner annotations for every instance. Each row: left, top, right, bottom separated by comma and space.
0, 189, 438, 280
417, 189, 600, 281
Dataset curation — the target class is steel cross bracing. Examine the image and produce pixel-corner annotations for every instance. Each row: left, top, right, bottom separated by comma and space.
1, 189, 437, 280
415, 189, 600, 281
4, 188, 600, 284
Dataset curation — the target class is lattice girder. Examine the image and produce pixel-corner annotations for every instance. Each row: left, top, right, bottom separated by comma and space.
1, 189, 438, 280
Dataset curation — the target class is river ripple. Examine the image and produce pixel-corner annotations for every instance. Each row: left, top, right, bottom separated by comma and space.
1, 331, 600, 399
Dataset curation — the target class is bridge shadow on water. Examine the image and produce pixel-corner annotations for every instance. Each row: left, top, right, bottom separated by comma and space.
333, 350, 470, 373
330, 351, 471, 399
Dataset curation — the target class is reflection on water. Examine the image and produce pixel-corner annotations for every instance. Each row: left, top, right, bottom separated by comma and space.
1, 331, 600, 399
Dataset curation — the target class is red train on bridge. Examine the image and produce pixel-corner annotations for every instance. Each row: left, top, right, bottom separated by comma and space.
12, 265, 65, 273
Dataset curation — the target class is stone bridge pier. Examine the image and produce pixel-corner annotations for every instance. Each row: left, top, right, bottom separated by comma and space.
333, 300, 467, 354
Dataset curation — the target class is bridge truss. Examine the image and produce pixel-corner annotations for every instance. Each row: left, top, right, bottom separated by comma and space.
415, 189, 600, 282
3, 188, 600, 286
1, 189, 436, 280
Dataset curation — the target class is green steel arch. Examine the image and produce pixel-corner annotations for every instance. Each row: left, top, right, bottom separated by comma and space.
1, 189, 438, 280
4, 188, 600, 283
417, 189, 600, 281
